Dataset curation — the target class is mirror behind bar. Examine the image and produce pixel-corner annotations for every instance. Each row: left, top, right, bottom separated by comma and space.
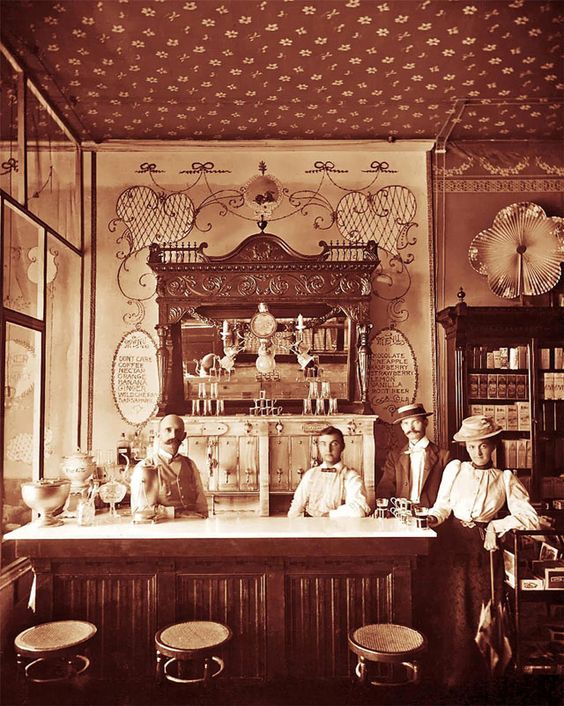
181, 310, 350, 402
148, 232, 379, 415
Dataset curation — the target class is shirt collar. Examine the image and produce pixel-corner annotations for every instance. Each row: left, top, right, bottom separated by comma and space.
157, 447, 176, 462
320, 461, 344, 471
407, 436, 429, 452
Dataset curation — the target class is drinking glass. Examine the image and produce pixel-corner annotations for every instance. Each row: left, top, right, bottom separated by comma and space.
98, 463, 127, 522
315, 397, 325, 415
375, 498, 389, 519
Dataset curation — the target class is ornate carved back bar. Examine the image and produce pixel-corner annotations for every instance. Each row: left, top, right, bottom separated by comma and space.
148, 233, 379, 415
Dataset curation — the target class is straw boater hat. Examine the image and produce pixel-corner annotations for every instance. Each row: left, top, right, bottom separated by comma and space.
392, 403, 433, 424
453, 415, 502, 442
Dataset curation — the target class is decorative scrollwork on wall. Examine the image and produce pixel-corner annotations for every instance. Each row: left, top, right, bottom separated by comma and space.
1, 157, 18, 175
109, 158, 418, 327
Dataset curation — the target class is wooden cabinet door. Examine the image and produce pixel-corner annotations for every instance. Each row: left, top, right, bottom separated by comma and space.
289, 436, 311, 489
269, 435, 290, 491
217, 436, 239, 490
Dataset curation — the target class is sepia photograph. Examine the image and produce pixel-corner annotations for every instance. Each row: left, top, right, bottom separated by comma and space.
0, 1, 562, 705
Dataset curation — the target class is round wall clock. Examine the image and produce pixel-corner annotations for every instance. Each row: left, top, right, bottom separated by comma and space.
250, 303, 277, 339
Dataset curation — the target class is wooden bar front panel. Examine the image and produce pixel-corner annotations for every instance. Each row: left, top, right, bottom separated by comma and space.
285, 560, 398, 679
34, 555, 415, 682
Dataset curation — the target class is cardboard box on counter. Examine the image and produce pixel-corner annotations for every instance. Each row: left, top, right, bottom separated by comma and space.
545, 567, 564, 591
520, 577, 545, 590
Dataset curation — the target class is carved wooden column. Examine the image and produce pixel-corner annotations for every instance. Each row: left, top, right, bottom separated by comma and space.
155, 323, 171, 413
356, 322, 373, 409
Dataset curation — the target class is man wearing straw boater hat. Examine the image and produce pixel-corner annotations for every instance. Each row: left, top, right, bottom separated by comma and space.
376, 402, 451, 507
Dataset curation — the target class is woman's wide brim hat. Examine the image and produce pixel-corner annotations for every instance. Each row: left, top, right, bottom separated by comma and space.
392, 403, 433, 424
453, 415, 502, 442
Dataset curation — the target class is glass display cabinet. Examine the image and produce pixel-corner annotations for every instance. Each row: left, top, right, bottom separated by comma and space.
437, 293, 564, 501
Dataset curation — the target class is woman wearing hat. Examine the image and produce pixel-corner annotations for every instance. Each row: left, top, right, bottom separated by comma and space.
426, 415, 539, 691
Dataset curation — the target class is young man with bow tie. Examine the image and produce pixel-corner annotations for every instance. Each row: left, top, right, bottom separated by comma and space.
287, 426, 371, 518
376, 403, 451, 508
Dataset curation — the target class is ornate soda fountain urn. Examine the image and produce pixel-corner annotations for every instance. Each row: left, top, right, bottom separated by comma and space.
129, 457, 162, 523
61, 449, 96, 517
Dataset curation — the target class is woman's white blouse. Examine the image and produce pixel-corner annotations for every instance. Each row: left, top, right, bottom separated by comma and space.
429, 460, 539, 534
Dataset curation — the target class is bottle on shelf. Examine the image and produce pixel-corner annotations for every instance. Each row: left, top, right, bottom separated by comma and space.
117, 432, 131, 464
130, 431, 146, 461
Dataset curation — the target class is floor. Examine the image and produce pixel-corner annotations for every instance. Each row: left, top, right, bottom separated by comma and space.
1, 666, 561, 706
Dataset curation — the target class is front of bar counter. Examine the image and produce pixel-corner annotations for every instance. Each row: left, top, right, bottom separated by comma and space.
5, 516, 435, 683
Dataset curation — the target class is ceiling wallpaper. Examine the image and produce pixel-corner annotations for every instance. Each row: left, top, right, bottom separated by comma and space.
1, 0, 562, 143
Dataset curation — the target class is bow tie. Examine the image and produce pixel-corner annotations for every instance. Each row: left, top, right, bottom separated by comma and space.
321, 467, 337, 473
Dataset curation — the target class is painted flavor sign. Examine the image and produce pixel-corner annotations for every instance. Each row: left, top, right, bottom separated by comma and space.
112, 329, 159, 426
369, 327, 417, 424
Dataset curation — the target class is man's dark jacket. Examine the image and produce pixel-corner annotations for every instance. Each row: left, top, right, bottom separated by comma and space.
376, 441, 451, 507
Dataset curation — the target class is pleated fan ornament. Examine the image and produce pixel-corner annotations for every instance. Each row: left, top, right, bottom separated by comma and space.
468, 203, 564, 299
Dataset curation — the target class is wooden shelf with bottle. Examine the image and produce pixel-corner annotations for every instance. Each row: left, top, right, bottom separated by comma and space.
436, 296, 564, 501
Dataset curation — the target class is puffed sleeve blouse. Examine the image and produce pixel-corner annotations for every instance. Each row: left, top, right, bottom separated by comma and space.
429, 460, 539, 534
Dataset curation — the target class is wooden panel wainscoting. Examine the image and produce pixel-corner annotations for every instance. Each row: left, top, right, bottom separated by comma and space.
49, 561, 160, 678
175, 561, 267, 681
0, 559, 34, 660
285, 559, 406, 679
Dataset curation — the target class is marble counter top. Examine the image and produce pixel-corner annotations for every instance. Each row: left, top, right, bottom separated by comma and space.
4, 514, 434, 540
3, 514, 435, 558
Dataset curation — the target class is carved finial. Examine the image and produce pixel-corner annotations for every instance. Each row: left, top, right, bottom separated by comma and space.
258, 161, 267, 175
457, 287, 466, 303
257, 218, 268, 232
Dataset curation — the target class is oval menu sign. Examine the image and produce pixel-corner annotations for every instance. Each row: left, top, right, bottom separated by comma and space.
369, 326, 418, 424
112, 329, 159, 426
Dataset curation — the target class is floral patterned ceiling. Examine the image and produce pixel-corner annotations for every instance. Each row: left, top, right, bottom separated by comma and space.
1, 0, 562, 144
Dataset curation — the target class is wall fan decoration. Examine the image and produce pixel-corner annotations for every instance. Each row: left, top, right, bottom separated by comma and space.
468, 202, 564, 299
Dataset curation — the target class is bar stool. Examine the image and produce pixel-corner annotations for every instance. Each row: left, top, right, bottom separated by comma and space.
348, 623, 427, 686
14, 620, 97, 684
155, 620, 232, 685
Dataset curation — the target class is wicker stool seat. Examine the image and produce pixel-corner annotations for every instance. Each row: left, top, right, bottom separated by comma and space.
155, 620, 232, 685
348, 623, 427, 686
14, 620, 97, 684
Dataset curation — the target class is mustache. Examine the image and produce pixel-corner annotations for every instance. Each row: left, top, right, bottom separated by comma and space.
164, 438, 180, 445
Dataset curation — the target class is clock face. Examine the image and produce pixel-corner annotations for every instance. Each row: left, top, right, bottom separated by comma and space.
250, 311, 277, 338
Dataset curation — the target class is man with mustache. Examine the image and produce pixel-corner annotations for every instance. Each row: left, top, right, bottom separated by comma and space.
135, 414, 208, 517
376, 403, 451, 508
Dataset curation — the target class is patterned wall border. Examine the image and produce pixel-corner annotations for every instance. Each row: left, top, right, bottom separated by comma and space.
436, 178, 564, 193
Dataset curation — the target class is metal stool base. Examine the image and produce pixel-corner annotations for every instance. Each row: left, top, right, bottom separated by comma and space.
23, 654, 90, 684
355, 656, 420, 686
162, 655, 224, 684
